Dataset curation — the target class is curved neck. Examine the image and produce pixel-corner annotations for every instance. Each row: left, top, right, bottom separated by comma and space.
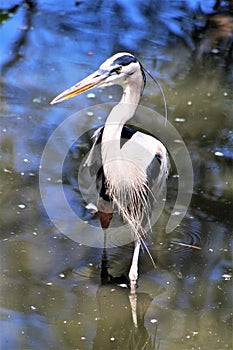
101, 72, 143, 162
106, 81, 142, 124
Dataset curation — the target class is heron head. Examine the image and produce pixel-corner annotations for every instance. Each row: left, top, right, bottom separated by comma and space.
50, 52, 145, 104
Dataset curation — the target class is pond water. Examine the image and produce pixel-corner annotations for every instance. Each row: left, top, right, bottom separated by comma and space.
0, 1, 232, 349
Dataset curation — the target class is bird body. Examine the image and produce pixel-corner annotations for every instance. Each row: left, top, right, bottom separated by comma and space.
51, 52, 169, 292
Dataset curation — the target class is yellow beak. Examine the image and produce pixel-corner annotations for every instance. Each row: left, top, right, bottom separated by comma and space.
50, 70, 108, 104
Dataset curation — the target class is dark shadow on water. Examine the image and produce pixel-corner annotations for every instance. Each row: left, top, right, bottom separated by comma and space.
1, 0, 37, 75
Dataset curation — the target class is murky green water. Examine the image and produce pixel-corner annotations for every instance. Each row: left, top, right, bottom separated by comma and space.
1, 1, 232, 349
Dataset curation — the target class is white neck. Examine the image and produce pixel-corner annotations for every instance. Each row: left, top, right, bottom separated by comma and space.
101, 71, 143, 163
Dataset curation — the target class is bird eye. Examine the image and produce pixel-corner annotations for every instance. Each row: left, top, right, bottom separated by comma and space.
115, 66, 122, 74
110, 66, 122, 75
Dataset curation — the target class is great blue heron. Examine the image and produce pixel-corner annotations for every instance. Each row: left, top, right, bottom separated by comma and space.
51, 52, 169, 292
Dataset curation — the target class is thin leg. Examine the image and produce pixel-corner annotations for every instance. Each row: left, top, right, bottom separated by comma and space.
100, 231, 110, 284
97, 197, 113, 284
128, 239, 141, 293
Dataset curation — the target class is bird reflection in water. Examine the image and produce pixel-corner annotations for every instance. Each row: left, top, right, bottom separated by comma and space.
93, 283, 158, 350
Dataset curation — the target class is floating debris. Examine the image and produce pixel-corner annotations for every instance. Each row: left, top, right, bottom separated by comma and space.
30, 305, 37, 311
87, 93, 95, 99
192, 331, 199, 336
3, 168, 12, 174
222, 273, 231, 281
33, 98, 41, 103
175, 118, 186, 122
150, 318, 158, 324
171, 211, 181, 216
171, 241, 202, 250
214, 151, 224, 157
18, 204, 26, 209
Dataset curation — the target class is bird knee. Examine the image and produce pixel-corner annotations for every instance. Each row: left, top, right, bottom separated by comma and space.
129, 266, 138, 283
